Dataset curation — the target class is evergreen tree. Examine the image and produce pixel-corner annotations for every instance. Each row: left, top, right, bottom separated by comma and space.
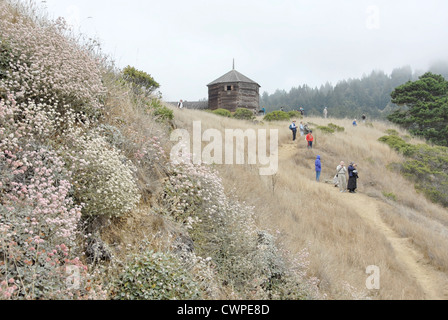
388, 72, 448, 146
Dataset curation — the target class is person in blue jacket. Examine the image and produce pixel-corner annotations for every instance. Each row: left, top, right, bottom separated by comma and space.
315, 155, 322, 182
289, 120, 298, 141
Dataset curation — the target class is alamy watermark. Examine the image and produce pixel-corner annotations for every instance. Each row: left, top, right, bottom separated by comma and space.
366, 5, 380, 30
366, 265, 380, 290
170, 121, 279, 176
66, 265, 80, 290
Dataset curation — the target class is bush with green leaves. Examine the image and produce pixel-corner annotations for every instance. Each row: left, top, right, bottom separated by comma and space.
316, 126, 335, 134
316, 123, 345, 134
122, 65, 160, 96
327, 123, 345, 132
287, 110, 302, 119
144, 99, 173, 123
233, 107, 255, 120
113, 250, 202, 300
379, 133, 448, 207
153, 105, 174, 122
212, 108, 232, 117
263, 110, 290, 122
385, 129, 399, 136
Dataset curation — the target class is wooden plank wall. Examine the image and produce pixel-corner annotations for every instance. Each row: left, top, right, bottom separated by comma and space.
208, 83, 259, 112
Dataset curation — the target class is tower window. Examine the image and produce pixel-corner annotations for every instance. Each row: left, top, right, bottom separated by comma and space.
226, 85, 232, 91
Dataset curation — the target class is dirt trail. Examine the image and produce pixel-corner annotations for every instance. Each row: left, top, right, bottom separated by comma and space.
278, 141, 448, 300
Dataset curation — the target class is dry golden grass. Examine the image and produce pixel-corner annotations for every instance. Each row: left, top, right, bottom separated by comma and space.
169, 106, 448, 300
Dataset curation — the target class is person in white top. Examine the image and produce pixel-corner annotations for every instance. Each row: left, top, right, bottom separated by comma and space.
177, 99, 184, 109
336, 161, 347, 193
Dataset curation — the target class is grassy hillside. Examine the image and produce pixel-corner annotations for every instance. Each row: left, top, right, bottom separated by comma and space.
171, 108, 448, 299
1, 1, 448, 300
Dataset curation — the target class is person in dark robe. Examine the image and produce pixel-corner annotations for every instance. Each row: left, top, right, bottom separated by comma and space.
347, 162, 359, 193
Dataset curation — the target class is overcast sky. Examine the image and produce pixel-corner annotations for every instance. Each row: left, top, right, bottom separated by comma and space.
39, 0, 448, 102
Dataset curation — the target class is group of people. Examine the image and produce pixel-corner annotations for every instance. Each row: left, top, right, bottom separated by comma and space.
334, 161, 359, 193
332, 161, 360, 192
287, 111, 361, 193
353, 114, 367, 126
315, 158, 359, 193
289, 120, 314, 148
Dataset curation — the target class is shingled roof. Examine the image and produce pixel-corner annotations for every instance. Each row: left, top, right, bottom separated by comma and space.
207, 69, 260, 87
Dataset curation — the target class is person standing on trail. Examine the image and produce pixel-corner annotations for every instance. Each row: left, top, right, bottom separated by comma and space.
336, 161, 347, 193
177, 99, 184, 109
315, 155, 322, 182
299, 121, 305, 136
306, 130, 314, 149
323, 107, 328, 119
347, 162, 359, 193
289, 120, 298, 141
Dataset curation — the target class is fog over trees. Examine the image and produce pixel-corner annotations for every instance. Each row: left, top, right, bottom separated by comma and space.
260, 62, 448, 119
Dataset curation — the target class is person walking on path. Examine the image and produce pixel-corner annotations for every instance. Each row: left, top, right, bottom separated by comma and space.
336, 161, 347, 193
289, 120, 298, 141
306, 130, 314, 149
315, 155, 322, 182
177, 99, 184, 109
347, 162, 359, 193
323, 107, 328, 119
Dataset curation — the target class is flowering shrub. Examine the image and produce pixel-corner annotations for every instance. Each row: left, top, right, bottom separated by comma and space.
62, 128, 140, 218
113, 249, 202, 300
0, 2, 106, 120
158, 161, 284, 296
0, 96, 105, 299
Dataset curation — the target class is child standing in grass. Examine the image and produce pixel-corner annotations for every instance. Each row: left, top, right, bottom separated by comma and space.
306, 130, 314, 149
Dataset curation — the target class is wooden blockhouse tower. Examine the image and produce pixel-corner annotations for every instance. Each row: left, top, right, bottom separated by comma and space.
207, 65, 260, 112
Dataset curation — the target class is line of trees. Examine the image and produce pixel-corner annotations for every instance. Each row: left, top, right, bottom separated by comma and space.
260, 63, 448, 120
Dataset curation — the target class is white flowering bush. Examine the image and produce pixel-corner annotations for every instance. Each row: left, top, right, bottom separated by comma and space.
63, 128, 140, 218
158, 161, 283, 296
0, 2, 106, 120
